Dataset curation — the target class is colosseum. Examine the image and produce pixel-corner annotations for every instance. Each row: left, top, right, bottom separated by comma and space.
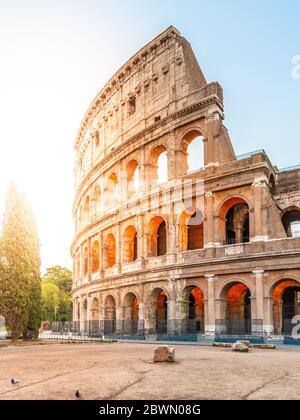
71, 26, 300, 341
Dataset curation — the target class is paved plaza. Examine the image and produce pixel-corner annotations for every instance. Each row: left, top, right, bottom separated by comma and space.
0, 342, 299, 400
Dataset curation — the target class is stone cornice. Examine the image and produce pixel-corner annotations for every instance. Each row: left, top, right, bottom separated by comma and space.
71, 247, 300, 295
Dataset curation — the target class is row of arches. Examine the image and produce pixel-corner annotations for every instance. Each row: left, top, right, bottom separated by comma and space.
77, 134, 204, 224
78, 202, 300, 275
80, 209, 204, 274
78, 278, 300, 336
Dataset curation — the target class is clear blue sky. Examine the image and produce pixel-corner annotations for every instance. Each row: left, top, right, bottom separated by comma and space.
0, 0, 299, 270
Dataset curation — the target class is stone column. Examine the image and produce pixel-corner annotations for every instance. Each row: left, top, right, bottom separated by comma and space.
204, 106, 223, 168
135, 213, 143, 265
167, 278, 177, 335
79, 296, 85, 333
175, 147, 188, 178
205, 274, 216, 334
253, 270, 264, 333
263, 297, 274, 335
87, 237, 92, 282
79, 246, 83, 284
118, 160, 125, 204
72, 298, 77, 322
204, 192, 215, 248
98, 231, 104, 279
86, 295, 92, 334
98, 293, 105, 334
252, 179, 268, 242
116, 223, 121, 274
138, 146, 145, 196
136, 303, 143, 335
176, 297, 190, 335
144, 162, 153, 192
168, 141, 176, 181
214, 298, 227, 334
167, 201, 177, 263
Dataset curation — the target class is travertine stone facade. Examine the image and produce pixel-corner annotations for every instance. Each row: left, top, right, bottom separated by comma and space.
71, 26, 300, 337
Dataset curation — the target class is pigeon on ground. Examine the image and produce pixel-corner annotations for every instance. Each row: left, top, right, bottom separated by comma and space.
11, 379, 20, 385
75, 390, 81, 399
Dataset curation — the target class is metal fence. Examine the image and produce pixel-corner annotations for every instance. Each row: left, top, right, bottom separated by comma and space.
41, 319, 206, 340
43, 318, 300, 341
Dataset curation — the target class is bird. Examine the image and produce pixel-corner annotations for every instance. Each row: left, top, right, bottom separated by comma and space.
11, 378, 20, 385
75, 390, 81, 399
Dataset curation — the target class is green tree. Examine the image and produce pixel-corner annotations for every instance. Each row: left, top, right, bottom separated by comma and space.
0, 184, 41, 341
43, 266, 72, 292
41, 266, 72, 322
41, 281, 60, 321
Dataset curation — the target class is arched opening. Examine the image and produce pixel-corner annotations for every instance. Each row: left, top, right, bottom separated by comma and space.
272, 280, 300, 335
104, 233, 116, 268
106, 172, 118, 209
220, 282, 252, 335
179, 286, 205, 334
126, 160, 140, 198
149, 145, 168, 185
83, 246, 88, 276
186, 135, 204, 173
157, 290, 168, 334
146, 288, 168, 335
104, 295, 116, 335
122, 293, 139, 335
156, 289, 168, 335
179, 130, 204, 175
93, 184, 101, 216
157, 221, 167, 256
148, 216, 167, 257
91, 241, 99, 272
90, 297, 100, 335
91, 298, 99, 321
220, 198, 250, 245
83, 196, 90, 223
282, 208, 300, 238
179, 208, 204, 251
123, 226, 138, 263
269, 174, 276, 196
157, 151, 168, 184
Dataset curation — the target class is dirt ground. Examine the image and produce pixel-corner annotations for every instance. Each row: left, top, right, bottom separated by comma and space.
0, 341, 299, 400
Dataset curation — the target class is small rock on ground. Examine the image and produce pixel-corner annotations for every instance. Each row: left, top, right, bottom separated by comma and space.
153, 345, 175, 362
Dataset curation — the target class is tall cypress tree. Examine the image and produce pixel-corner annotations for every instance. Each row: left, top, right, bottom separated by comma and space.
0, 184, 41, 341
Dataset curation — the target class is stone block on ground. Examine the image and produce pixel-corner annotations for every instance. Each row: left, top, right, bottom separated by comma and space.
232, 341, 249, 353
153, 345, 175, 363
213, 342, 232, 348
236, 340, 251, 348
253, 344, 276, 349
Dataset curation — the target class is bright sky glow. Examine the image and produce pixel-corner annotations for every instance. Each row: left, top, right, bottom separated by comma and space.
0, 0, 299, 273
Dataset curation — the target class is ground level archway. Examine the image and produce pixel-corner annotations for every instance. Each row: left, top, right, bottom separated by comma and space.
104, 295, 116, 335
272, 280, 300, 335
178, 286, 205, 334
218, 282, 251, 335
122, 292, 140, 335
147, 288, 168, 335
